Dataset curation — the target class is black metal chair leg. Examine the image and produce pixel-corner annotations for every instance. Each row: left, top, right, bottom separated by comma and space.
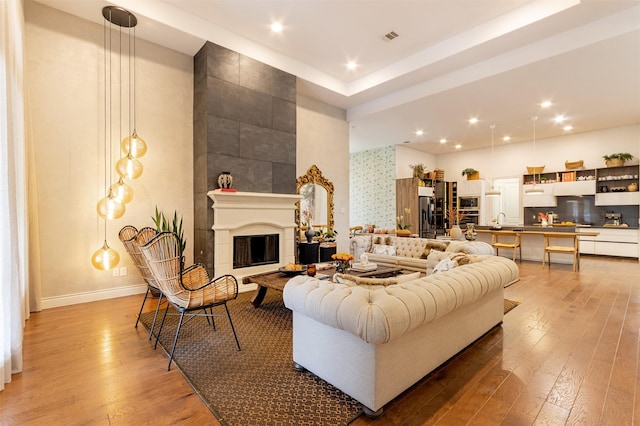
167, 311, 186, 371
148, 293, 164, 340
135, 288, 151, 328
154, 303, 170, 350
210, 307, 216, 330
224, 302, 241, 351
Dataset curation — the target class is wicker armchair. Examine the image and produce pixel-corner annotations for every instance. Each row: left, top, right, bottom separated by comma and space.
119, 226, 164, 340
140, 232, 241, 370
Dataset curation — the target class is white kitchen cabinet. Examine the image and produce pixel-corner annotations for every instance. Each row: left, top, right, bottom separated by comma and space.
595, 192, 640, 206
458, 180, 486, 196
552, 180, 596, 196
522, 183, 556, 207
578, 227, 639, 258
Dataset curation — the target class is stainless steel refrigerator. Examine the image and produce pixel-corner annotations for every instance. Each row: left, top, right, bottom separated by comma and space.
418, 195, 435, 238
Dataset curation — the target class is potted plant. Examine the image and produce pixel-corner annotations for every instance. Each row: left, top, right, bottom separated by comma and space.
461, 168, 479, 180
396, 207, 412, 237
603, 153, 634, 167
152, 206, 186, 259
410, 163, 425, 178
323, 229, 338, 242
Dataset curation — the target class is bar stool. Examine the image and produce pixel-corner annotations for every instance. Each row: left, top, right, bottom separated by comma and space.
491, 231, 521, 262
542, 232, 579, 271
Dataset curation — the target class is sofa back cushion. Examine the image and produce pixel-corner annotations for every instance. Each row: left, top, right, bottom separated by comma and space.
370, 235, 396, 249
394, 237, 428, 258
446, 240, 494, 255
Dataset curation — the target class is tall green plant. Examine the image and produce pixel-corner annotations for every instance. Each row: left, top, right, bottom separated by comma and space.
152, 206, 186, 257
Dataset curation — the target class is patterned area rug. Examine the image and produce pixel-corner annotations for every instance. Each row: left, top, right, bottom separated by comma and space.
139, 291, 363, 426
504, 298, 521, 314
140, 293, 521, 425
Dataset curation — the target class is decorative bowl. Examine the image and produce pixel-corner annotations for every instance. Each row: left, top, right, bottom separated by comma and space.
279, 265, 307, 276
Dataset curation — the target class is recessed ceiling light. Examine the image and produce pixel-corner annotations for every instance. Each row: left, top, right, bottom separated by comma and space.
468, 118, 479, 124
503, 136, 511, 142
541, 100, 552, 108
563, 125, 573, 131
270, 22, 283, 33
454, 144, 462, 149
346, 61, 357, 70
415, 130, 424, 136
554, 115, 566, 123
439, 138, 447, 144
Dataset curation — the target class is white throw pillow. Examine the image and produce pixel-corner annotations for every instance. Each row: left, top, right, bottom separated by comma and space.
426, 249, 450, 274
432, 258, 457, 274
372, 244, 396, 256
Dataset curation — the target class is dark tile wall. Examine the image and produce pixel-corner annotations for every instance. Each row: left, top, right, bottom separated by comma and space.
193, 42, 297, 274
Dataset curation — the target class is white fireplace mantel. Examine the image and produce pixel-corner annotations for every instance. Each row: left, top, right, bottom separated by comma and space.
207, 190, 302, 284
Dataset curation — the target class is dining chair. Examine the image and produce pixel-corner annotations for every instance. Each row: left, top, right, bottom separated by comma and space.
140, 232, 241, 370
542, 232, 580, 272
491, 231, 522, 262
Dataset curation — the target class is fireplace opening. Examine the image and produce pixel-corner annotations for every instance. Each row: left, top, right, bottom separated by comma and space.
233, 234, 279, 269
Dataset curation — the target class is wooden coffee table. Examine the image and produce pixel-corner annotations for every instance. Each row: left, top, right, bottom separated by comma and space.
242, 265, 403, 307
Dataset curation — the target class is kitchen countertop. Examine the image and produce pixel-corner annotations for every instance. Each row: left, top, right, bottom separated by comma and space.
475, 224, 638, 232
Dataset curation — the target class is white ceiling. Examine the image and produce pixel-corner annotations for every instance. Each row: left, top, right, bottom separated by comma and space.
35, 0, 640, 154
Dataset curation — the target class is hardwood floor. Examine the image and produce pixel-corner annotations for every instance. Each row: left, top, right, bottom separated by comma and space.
1, 255, 638, 425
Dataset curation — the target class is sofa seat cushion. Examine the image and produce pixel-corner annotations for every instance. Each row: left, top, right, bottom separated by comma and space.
283, 256, 518, 345
396, 255, 427, 271
366, 253, 400, 266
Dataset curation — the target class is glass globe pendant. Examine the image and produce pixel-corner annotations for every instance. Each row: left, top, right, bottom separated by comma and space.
121, 130, 147, 158
91, 240, 120, 270
110, 177, 134, 204
97, 189, 126, 220
116, 153, 143, 180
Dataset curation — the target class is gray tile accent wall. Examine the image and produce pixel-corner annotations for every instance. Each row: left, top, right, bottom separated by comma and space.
193, 41, 297, 275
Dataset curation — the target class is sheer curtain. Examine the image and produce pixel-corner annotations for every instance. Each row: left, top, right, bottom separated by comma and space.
1, 0, 30, 391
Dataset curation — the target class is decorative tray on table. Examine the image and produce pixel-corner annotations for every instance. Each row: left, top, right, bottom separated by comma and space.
350, 262, 377, 272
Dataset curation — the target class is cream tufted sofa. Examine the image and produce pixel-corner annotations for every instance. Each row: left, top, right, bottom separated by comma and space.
283, 255, 518, 416
350, 234, 494, 272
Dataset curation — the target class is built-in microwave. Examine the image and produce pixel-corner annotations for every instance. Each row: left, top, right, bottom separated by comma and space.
458, 196, 479, 209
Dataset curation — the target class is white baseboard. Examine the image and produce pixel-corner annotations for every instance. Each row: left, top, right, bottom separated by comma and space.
41, 283, 148, 310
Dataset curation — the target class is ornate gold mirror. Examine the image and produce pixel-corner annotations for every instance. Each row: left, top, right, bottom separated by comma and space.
296, 165, 334, 232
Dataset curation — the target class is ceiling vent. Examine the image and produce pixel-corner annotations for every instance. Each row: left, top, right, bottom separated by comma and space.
384, 31, 399, 41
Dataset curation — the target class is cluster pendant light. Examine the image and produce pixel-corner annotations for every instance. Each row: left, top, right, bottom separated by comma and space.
92, 6, 145, 271
525, 116, 544, 194
485, 124, 501, 197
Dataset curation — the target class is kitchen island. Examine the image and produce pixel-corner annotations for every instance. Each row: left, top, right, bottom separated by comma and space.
474, 226, 602, 264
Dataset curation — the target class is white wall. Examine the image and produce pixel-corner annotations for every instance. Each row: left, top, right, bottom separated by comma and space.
395, 145, 436, 179
296, 95, 350, 252
25, 1, 194, 306
436, 124, 640, 183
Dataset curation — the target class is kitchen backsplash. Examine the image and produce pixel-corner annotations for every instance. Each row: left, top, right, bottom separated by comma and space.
524, 196, 639, 228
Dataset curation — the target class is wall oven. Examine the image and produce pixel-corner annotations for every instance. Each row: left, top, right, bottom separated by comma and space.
458, 196, 480, 226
